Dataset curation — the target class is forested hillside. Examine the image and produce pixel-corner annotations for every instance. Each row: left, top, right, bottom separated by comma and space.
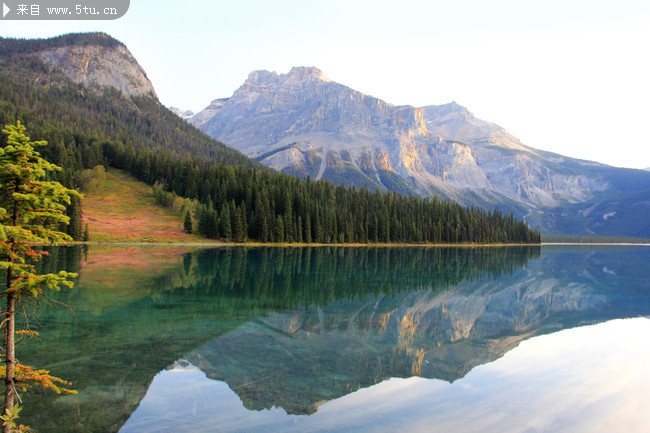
0, 33, 540, 244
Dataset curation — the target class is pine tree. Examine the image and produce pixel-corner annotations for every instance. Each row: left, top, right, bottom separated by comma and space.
183, 210, 192, 234
283, 194, 294, 242
239, 204, 247, 242
231, 201, 243, 242
82, 223, 90, 241
304, 213, 312, 243
247, 210, 256, 240
296, 216, 303, 243
210, 208, 219, 239
197, 205, 209, 236
0, 121, 80, 432
220, 203, 231, 240
66, 195, 82, 240
274, 215, 284, 242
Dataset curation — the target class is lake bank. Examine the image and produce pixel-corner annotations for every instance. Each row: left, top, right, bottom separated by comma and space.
69, 241, 542, 248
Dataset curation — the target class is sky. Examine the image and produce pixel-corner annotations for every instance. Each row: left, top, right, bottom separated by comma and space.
1, 0, 649, 169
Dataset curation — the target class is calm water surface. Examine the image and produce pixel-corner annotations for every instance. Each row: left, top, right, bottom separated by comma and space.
19, 245, 650, 432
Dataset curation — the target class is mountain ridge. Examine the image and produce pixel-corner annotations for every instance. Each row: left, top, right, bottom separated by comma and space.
190, 66, 611, 207
189, 66, 650, 236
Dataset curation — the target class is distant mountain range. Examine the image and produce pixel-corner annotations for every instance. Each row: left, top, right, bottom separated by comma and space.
169, 107, 194, 121
1, 32, 648, 237
187, 67, 650, 237
2, 33, 541, 246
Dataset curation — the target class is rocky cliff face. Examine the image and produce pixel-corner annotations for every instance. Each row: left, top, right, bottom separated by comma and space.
38, 41, 156, 98
191, 68, 621, 213
192, 67, 428, 191
421, 102, 527, 152
0, 33, 157, 99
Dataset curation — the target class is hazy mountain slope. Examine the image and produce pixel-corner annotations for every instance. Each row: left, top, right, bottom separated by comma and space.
536, 189, 650, 238
191, 67, 650, 235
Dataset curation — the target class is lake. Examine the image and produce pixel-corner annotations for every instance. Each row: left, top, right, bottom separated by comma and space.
17, 245, 650, 432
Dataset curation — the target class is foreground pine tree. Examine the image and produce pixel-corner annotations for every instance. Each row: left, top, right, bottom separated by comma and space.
0, 121, 81, 433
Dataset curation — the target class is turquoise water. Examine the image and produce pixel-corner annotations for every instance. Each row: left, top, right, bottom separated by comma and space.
17, 245, 650, 432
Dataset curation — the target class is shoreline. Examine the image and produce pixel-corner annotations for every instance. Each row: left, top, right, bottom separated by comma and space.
66, 241, 542, 247
60, 241, 650, 248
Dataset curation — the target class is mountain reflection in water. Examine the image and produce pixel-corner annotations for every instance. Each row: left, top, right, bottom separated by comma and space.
19, 245, 650, 432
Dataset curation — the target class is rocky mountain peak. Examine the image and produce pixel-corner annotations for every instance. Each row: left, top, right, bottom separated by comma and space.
287, 66, 326, 80
191, 66, 430, 164
0, 32, 157, 99
245, 69, 279, 86
433, 101, 472, 118
243, 66, 327, 88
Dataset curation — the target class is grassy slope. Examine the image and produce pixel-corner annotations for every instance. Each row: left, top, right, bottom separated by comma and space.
81, 168, 207, 243
80, 169, 540, 246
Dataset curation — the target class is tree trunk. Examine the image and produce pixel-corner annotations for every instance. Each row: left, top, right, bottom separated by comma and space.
3, 198, 19, 433
3, 273, 15, 433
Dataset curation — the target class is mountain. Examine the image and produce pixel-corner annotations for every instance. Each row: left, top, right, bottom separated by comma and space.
0, 31, 264, 241
0, 32, 262, 167
0, 34, 538, 245
191, 67, 650, 237
0, 32, 155, 98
